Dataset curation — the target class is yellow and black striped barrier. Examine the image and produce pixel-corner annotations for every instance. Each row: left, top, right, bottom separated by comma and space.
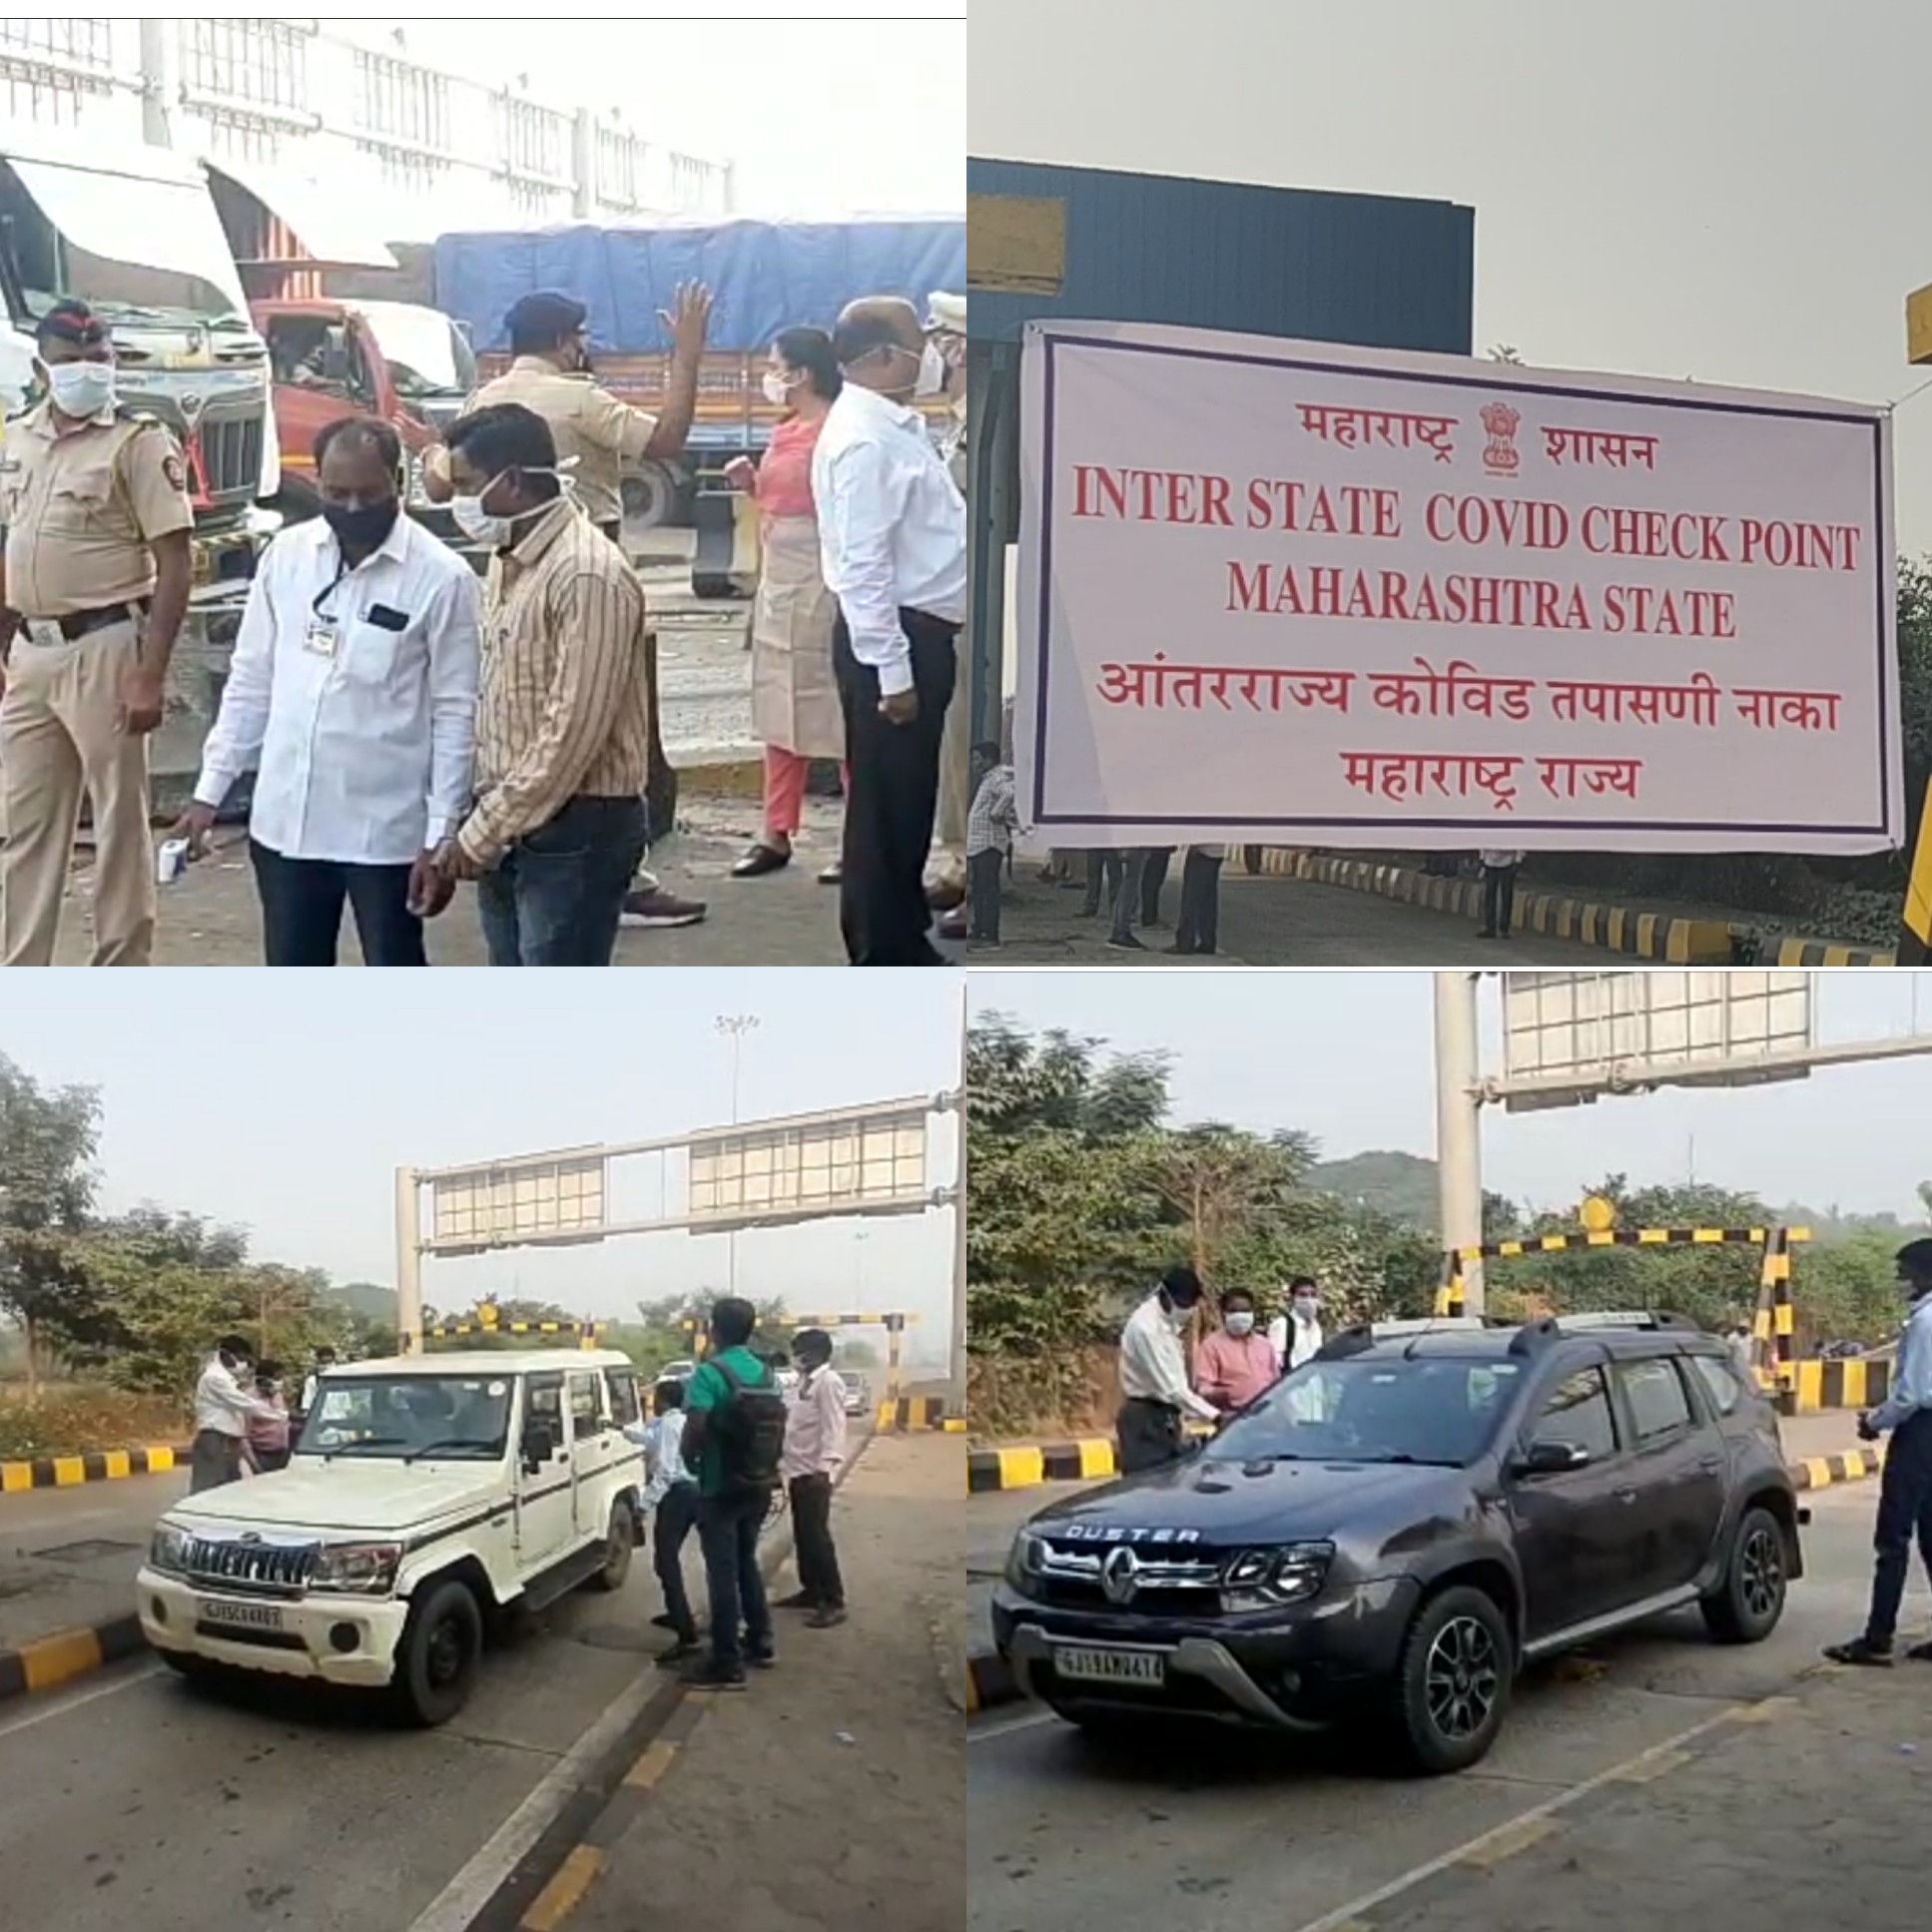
426, 1318, 608, 1345
0, 1445, 184, 1494
0, 1611, 146, 1706
1254, 851, 1734, 964
1900, 777, 1932, 966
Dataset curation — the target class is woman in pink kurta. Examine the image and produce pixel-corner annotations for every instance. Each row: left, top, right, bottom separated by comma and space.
726, 327, 848, 884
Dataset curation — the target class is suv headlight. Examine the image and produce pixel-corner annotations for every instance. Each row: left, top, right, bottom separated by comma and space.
1220, 1541, 1334, 1611
149, 1522, 193, 1576
309, 1542, 403, 1595
1006, 1529, 1047, 1591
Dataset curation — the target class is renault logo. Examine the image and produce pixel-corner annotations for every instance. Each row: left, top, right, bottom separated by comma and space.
1101, 1546, 1140, 1606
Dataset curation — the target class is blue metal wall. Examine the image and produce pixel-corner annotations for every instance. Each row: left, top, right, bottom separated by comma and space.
966, 161, 1477, 744
966, 158, 1475, 352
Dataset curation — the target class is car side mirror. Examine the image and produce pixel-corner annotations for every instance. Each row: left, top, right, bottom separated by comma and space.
1518, 1439, 1591, 1476
521, 1419, 557, 1470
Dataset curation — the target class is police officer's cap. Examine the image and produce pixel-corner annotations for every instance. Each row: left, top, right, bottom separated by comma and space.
36, 300, 107, 349
504, 291, 589, 350
927, 291, 966, 334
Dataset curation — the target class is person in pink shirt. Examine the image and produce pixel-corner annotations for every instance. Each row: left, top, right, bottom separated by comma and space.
725, 327, 849, 886
1194, 1289, 1282, 1415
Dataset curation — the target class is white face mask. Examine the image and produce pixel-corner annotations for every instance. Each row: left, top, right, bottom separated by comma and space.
761, 368, 801, 407
1225, 1312, 1256, 1338
1163, 1303, 1193, 1333
1293, 1297, 1320, 1322
450, 467, 566, 549
47, 359, 116, 418
915, 340, 950, 399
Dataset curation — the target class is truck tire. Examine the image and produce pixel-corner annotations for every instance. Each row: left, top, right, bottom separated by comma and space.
621, 461, 679, 533
590, 1499, 636, 1592
391, 1578, 484, 1727
1700, 1505, 1788, 1643
1386, 1585, 1514, 1775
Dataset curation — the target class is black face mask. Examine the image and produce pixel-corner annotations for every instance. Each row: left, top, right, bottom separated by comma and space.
322, 497, 401, 550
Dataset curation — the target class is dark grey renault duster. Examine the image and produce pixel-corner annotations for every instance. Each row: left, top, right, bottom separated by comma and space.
991, 1314, 1801, 1773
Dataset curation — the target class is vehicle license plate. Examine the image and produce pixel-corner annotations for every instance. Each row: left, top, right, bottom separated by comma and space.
1053, 1645, 1166, 1686
197, 1599, 285, 1631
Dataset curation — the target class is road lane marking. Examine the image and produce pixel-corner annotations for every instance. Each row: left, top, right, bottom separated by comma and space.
1456, 1814, 1559, 1867
967, 1706, 1056, 1744
623, 1740, 679, 1789
517, 1846, 605, 1932
0, 1658, 161, 1738
402, 1664, 672, 1932
1287, 1697, 1781, 1932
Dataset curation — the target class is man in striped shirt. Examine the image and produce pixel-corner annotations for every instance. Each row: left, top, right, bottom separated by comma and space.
434, 403, 652, 966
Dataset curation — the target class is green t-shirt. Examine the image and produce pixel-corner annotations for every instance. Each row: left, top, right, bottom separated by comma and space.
683, 1346, 773, 1497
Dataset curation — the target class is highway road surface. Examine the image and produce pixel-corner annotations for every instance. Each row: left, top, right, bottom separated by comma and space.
974, 869, 1656, 966
967, 1479, 1910, 1932
0, 1420, 962, 1932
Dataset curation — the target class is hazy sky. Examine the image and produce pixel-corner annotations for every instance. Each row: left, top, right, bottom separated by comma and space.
969, 970, 1932, 1221
331, 8, 965, 220
5, 973, 961, 1348
970, 0, 1932, 551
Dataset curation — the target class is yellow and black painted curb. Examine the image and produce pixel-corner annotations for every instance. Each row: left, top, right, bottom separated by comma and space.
1774, 938, 1896, 967
1252, 850, 1734, 964
1789, 1445, 1886, 1490
876, 1396, 963, 1433
966, 1650, 1020, 1714
460, 1437, 874, 1932
0, 1444, 187, 1494
0, 1611, 146, 1706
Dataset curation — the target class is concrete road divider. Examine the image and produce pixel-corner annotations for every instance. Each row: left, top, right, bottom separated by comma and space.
969, 1437, 1883, 1499
0, 1612, 148, 1704
1255, 851, 1735, 964
0, 1446, 186, 1494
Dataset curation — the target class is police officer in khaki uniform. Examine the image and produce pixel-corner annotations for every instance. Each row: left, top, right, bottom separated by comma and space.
0, 301, 194, 967
424, 285, 714, 930
925, 292, 969, 941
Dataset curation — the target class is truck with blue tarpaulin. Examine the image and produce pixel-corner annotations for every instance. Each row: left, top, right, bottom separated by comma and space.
432, 216, 965, 527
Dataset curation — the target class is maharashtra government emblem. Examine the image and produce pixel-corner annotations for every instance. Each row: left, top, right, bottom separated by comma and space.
1481, 400, 1522, 477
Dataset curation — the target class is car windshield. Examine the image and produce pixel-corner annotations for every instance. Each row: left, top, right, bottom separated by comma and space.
297, 1375, 512, 1461
1213, 1356, 1523, 1468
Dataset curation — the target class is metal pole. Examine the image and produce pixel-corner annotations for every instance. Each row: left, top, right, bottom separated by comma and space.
1433, 973, 1487, 1315
951, 981, 969, 1415
394, 1167, 424, 1357
716, 1014, 760, 1298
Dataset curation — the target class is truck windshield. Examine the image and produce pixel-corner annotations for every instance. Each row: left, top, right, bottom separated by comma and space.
299, 1375, 511, 1461
1212, 1357, 1523, 1468
361, 303, 473, 397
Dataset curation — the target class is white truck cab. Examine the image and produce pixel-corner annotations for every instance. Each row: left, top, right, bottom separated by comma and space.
138, 1350, 646, 1725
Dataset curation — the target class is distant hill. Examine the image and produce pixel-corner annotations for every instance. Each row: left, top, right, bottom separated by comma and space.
1309, 1150, 1440, 1229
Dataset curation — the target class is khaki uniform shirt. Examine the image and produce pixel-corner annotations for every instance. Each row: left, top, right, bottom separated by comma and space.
0, 403, 194, 617
465, 357, 659, 531
460, 498, 650, 868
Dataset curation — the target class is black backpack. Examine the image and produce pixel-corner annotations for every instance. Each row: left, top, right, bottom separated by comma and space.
709, 1355, 787, 1496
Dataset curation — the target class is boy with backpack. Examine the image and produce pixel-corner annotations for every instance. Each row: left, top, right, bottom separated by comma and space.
677, 1296, 789, 1689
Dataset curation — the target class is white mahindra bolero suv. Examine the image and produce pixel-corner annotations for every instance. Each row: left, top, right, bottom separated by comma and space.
138, 1351, 647, 1725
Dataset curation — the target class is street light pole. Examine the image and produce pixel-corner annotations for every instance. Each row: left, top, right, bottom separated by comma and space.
715, 1015, 760, 1297
394, 1166, 423, 1357
1433, 972, 1487, 1315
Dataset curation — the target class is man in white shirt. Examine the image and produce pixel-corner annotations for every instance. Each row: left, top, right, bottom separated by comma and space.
192, 1335, 285, 1493
777, 1328, 850, 1627
175, 417, 481, 966
1267, 1276, 1326, 1370
1478, 848, 1526, 941
626, 1379, 702, 1665
814, 298, 968, 966
1117, 1267, 1220, 1473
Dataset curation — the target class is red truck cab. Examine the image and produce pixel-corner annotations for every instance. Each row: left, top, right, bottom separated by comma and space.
253, 297, 470, 533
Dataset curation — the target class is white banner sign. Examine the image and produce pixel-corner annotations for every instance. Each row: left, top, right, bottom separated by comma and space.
1015, 320, 1900, 853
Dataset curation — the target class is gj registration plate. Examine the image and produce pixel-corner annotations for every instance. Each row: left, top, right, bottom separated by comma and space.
1053, 1645, 1166, 1686
197, 1599, 285, 1632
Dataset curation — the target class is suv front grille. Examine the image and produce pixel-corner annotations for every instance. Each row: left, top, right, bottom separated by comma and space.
181, 1536, 319, 1594
1034, 1538, 1224, 1611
